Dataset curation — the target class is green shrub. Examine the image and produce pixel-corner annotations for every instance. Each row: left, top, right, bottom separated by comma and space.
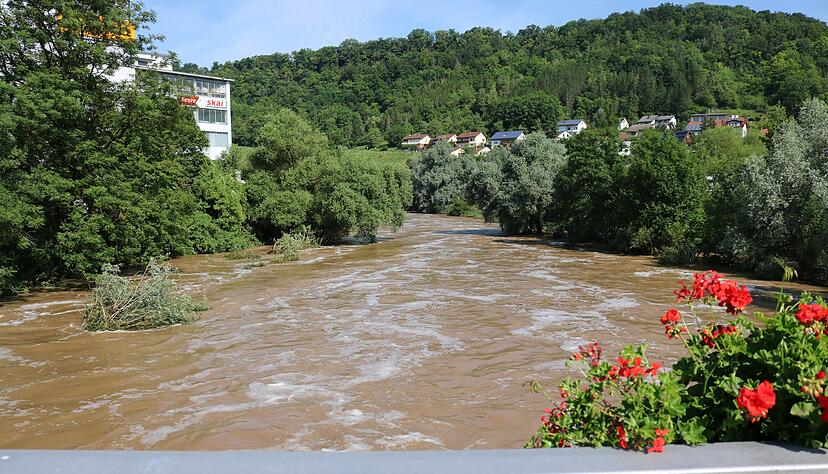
82, 260, 207, 331
272, 226, 319, 263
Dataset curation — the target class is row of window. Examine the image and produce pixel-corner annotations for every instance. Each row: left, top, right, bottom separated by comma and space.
163, 74, 226, 98
196, 108, 227, 124
205, 131, 229, 148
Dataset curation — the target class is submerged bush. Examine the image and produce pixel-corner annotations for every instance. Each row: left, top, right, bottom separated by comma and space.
83, 261, 206, 331
272, 226, 319, 262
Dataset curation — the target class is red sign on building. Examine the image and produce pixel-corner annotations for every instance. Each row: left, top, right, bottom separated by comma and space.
180, 95, 199, 107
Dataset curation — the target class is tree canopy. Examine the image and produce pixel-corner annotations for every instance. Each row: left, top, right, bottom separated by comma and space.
207, 3, 828, 147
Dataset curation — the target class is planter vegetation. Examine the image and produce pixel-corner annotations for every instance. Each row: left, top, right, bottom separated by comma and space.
527, 271, 828, 451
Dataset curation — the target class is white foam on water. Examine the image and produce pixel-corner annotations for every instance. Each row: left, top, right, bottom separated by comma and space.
598, 296, 640, 310
374, 432, 444, 448
0, 299, 82, 327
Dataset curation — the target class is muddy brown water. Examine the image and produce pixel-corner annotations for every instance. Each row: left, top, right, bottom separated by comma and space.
1, 213, 825, 451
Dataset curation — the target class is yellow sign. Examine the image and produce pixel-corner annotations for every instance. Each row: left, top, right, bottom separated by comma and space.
56, 14, 136, 42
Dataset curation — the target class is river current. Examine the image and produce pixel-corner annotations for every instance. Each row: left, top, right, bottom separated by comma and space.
1, 213, 823, 450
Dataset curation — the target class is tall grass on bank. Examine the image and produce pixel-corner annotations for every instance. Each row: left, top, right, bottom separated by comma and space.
272, 226, 319, 263
82, 260, 207, 331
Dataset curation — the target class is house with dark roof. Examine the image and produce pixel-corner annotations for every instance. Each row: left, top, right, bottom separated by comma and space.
685, 121, 704, 135
401, 134, 431, 149
556, 119, 587, 137
690, 113, 728, 123
656, 115, 678, 129
637, 114, 677, 129
675, 130, 694, 145
456, 131, 487, 148
491, 131, 525, 147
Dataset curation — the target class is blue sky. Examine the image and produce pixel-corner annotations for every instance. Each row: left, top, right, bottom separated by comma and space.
142, 1, 828, 67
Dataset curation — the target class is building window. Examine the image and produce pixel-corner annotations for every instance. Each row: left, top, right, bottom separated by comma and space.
162, 75, 225, 98
205, 131, 229, 148
196, 108, 227, 124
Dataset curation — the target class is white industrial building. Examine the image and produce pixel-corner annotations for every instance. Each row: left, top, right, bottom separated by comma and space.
112, 53, 233, 159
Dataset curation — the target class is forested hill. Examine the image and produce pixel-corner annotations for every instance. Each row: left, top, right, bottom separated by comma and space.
201, 3, 828, 147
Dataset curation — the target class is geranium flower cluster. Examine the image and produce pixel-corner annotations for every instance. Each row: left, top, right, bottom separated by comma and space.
736, 380, 776, 422
648, 428, 669, 454
659, 308, 687, 339
571, 341, 602, 367
539, 404, 568, 447
700, 323, 739, 348
529, 269, 828, 453
674, 270, 752, 314
609, 356, 662, 379
796, 303, 828, 338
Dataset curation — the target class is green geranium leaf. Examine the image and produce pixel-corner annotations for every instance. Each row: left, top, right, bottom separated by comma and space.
790, 402, 816, 418
678, 419, 707, 445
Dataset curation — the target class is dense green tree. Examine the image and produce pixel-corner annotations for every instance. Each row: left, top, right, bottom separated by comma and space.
0, 1, 254, 294
552, 129, 622, 241
720, 100, 828, 281
408, 143, 479, 214
496, 92, 564, 132
614, 131, 708, 261
245, 110, 411, 243
494, 133, 566, 234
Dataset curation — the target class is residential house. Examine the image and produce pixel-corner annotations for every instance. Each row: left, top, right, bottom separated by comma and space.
618, 118, 630, 131
717, 115, 748, 138
556, 119, 587, 138
622, 123, 658, 137
401, 134, 431, 149
656, 115, 678, 129
686, 113, 748, 138
637, 115, 658, 126
456, 131, 487, 148
637, 114, 676, 129
449, 147, 465, 157
675, 130, 694, 145
475, 146, 491, 156
433, 134, 458, 145
690, 113, 728, 123
685, 121, 704, 136
490, 131, 525, 147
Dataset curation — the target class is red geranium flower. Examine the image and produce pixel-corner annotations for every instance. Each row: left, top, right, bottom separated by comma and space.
616, 425, 628, 449
647, 429, 668, 454
818, 396, 828, 424
736, 381, 776, 422
796, 303, 825, 325
716, 280, 752, 314
660, 309, 680, 325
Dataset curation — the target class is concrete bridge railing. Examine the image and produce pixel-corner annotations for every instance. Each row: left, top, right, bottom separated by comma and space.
1, 442, 827, 473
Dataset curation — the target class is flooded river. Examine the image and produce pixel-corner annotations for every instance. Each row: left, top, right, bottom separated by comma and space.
1, 213, 824, 450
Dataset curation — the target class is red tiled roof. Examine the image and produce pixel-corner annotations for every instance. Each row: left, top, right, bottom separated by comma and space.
402, 134, 428, 140
457, 131, 482, 139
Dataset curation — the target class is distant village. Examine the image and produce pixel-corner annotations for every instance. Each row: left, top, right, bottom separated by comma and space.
400, 112, 752, 155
